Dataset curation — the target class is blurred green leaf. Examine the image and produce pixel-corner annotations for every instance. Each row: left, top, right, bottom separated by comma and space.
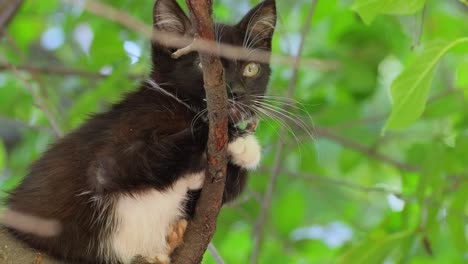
272, 183, 307, 235
447, 183, 468, 252
456, 58, 468, 91
351, 0, 426, 25
336, 230, 413, 264
383, 38, 468, 132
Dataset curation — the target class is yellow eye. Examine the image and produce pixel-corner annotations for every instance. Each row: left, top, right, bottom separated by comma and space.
243, 62, 260, 77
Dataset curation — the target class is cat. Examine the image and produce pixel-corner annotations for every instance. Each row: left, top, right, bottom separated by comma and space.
2, 0, 276, 263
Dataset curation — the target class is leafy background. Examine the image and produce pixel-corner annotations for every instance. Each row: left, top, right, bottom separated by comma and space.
1, 0, 468, 263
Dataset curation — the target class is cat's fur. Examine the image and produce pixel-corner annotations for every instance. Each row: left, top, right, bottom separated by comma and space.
2, 0, 276, 263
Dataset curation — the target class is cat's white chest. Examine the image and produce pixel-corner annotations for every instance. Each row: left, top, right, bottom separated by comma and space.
109, 173, 204, 264
107, 134, 260, 263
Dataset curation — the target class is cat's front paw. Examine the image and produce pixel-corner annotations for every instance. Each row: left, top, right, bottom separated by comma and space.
228, 134, 261, 169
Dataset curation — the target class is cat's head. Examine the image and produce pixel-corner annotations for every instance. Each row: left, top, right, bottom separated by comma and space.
150, 0, 276, 126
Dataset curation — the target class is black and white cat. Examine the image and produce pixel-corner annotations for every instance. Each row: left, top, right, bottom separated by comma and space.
2, 0, 276, 263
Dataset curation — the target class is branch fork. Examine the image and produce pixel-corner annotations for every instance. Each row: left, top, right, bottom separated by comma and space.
171, 34, 200, 59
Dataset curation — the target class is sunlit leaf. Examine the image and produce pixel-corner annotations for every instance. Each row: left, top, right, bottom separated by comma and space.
383, 38, 468, 132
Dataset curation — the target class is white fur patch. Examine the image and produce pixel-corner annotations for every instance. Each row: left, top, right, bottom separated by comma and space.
228, 134, 261, 169
110, 172, 204, 263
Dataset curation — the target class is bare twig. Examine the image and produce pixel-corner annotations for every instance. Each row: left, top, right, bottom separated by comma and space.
207, 242, 225, 264
250, 1, 318, 263
0, 0, 23, 35
171, 0, 228, 263
314, 126, 419, 172
8, 64, 63, 137
288, 171, 404, 197
171, 35, 199, 59
0, 63, 143, 79
64, 0, 338, 71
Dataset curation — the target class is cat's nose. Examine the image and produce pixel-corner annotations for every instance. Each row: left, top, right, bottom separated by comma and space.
230, 84, 245, 99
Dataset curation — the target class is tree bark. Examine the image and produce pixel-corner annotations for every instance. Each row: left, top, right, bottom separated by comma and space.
0, 228, 64, 264
171, 0, 228, 263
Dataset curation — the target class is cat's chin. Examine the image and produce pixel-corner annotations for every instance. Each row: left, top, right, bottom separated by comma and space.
229, 108, 258, 132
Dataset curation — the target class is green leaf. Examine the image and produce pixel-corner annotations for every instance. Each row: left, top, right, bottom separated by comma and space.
336, 230, 413, 264
351, 0, 426, 25
383, 38, 468, 132
447, 183, 468, 252
272, 184, 307, 235
456, 58, 468, 87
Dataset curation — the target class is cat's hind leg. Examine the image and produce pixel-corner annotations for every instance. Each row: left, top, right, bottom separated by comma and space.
142, 218, 188, 264
166, 218, 188, 254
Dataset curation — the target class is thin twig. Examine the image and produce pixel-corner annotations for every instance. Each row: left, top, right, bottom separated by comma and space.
256, 167, 408, 199
171, 35, 199, 59
313, 126, 419, 172
207, 242, 225, 264
0, 0, 24, 35
289, 171, 404, 197
8, 64, 63, 137
250, 2, 318, 263
63, 0, 338, 71
0, 63, 143, 79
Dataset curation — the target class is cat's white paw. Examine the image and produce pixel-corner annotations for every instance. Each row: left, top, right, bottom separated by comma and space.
228, 134, 261, 169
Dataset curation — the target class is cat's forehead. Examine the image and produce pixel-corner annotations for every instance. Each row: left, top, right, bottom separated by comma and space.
214, 23, 244, 46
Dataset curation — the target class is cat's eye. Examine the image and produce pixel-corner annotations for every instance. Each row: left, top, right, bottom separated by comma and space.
243, 62, 260, 78
198, 62, 203, 69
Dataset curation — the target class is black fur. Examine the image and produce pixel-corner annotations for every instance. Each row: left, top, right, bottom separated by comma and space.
4, 0, 276, 263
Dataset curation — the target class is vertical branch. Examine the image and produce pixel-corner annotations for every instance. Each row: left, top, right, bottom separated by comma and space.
171, 0, 228, 263
250, 1, 318, 263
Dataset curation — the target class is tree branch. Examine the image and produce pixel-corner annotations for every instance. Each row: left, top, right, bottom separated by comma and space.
313, 127, 419, 172
171, 0, 228, 263
207, 242, 225, 264
0, 228, 65, 264
250, 1, 318, 263
287, 171, 405, 198
0, 0, 23, 35
63, 0, 338, 72
0, 63, 143, 80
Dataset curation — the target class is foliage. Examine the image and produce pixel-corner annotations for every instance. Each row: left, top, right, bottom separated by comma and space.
0, 0, 467, 263
384, 38, 468, 132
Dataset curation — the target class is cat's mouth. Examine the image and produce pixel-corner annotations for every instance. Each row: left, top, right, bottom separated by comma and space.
229, 107, 258, 131
229, 107, 251, 123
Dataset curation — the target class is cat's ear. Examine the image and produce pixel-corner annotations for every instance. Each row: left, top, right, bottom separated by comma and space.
237, 0, 277, 49
153, 0, 192, 34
